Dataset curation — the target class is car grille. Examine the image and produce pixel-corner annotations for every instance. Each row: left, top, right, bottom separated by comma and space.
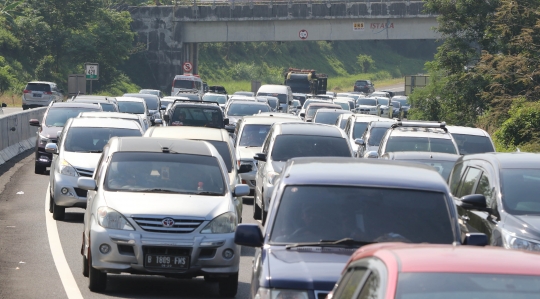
132, 217, 204, 233
143, 246, 191, 256
75, 167, 93, 177
74, 188, 87, 198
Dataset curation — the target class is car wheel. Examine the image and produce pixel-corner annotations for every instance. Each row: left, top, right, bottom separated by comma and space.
35, 164, 46, 174
218, 273, 238, 297
253, 193, 262, 220
88, 247, 107, 292
82, 253, 89, 277
52, 201, 65, 220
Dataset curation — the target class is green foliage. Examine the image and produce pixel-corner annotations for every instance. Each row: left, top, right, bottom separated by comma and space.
0, 56, 16, 95
493, 99, 540, 151
356, 54, 375, 73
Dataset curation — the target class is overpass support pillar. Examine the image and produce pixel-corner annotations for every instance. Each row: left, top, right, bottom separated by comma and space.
183, 43, 199, 75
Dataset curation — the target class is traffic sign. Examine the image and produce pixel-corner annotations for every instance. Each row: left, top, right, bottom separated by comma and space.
85, 63, 99, 80
183, 62, 193, 73
299, 29, 308, 40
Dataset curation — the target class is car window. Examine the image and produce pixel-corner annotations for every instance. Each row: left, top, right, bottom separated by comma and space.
475, 173, 494, 207
357, 99, 377, 106
118, 102, 145, 114
377, 98, 389, 106
358, 273, 380, 299
449, 162, 465, 195
203, 140, 232, 173
501, 169, 540, 214
271, 135, 351, 161
203, 94, 227, 104
457, 167, 482, 197
353, 122, 369, 139
104, 152, 225, 194
100, 103, 117, 112
65, 127, 141, 153
385, 137, 457, 154
26, 83, 51, 92
239, 124, 271, 147
171, 107, 223, 128
45, 107, 100, 127
226, 103, 270, 116
262, 128, 273, 154
314, 112, 344, 125
368, 127, 390, 146
173, 80, 196, 89
452, 134, 495, 154
355, 81, 368, 86
339, 118, 348, 129
334, 268, 368, 299
257, 93, 287, 104
269, 186, 454, 244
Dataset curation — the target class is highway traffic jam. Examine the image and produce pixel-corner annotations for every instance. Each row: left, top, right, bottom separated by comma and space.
21, 70, 540, 298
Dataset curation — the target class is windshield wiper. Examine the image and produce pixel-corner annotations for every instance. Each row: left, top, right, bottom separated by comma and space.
135, 188, 179, 193
88, 150, 102, 153
285, 238, 373, 249
192, 191, 223, 196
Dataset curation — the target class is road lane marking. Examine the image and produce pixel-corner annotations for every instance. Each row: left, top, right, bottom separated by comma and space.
45, 184, 84, 299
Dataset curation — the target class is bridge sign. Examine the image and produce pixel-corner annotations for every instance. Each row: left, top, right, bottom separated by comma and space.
85, 63, 99, 80
299, 29, 308, 40
183, 62, 193, 73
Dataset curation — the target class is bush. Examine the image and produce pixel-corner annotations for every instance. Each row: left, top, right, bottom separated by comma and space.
493, 98, 540, 152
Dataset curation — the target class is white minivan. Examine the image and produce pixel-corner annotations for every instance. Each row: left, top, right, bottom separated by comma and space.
171, 74, 203, 97
256, 84, 292, 113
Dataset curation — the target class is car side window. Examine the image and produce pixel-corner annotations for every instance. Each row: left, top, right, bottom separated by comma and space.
357, 272, 380, 299
449, 162, 465, 195
457, 167, 482, 197
262, 128, 273, 154
333, 267, 368, 299
475, 173, 494, 207
94, 150, 108, 184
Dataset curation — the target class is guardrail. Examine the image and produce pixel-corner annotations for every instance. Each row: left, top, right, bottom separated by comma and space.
0, 108, 46, 165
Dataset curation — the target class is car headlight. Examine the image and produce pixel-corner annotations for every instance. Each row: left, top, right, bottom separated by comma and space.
201, 212, 237, 234
267, 171, 280, 185
502, 229, 540, 251
38, 135, 49, 146
96, 207, 134, 230
254, 288, 308, 299
59, 159, 79, 177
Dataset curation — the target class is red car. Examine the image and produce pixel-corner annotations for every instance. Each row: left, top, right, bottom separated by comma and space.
329, 243, 540, 299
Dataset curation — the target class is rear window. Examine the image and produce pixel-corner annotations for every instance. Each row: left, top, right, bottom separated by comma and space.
170, 106, 223, 128
452, 134, 495, 154
353, 122, 369, 139
203, 94, 227, 104
26, 83, 51, 92
271, 135, 351, 161
386, 137, 457, 154
355, 81, 368, 86
368, 127, 391, 146
65, 127, 141, 153
45, 107, 100, 127
314, 111, 345, 125
258, 92, 287, 104
205, 140, 232, 173
118, 101, 145, 114
357, 99, 377, 106
226, 103, 270, 116
100, 103, 117, 112
173, 80, 196, 89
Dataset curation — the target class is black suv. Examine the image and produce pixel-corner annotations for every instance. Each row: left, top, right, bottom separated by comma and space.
353, 80, 375, 93
163, 100, 228, 128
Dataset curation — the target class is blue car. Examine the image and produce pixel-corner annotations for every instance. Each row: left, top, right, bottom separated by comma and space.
235, 157, 487, 299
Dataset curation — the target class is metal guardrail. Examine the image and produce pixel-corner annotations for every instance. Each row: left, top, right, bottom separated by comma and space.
0, 108, 46, 165
174, 0, 416, 6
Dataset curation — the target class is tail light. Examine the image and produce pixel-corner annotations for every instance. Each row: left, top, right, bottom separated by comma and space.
44, 91, 52, 95
23, 89, 31, 93
171, 80, 175, 93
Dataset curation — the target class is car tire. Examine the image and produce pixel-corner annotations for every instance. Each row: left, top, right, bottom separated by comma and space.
82, 254, 89, 277
49, 188, 54, 213
35, 164, 46, 174
22, 105, 28, 110
218, 273, 238, 297
88, 247, 107, 292
52, 201, 65, 220
253, 195, 262, 220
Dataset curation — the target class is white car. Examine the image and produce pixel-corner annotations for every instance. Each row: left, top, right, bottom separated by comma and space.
447, 126, 496, 154
78, 137, 249, 295
115, 96, 151, 128
343, 114, 392, 154
77, 111, 148, 132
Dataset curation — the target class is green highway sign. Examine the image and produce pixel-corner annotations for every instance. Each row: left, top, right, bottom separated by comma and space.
85, 63, 99, 80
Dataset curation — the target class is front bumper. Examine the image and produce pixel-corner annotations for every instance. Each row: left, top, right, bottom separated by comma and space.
89, 224, 240, 277
52, 171, 87, 208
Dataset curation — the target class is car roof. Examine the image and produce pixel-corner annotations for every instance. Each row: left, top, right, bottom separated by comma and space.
353, 115, 395, 123
390, 127, 453, 139
241, 115, 303, 125
145, 127, 229, 141
384, 151, 461, 162
276, 122, 347, 138
71, 98, 111, 104
50, 102, 101, 109
70, 117, 141, 130
348, 243, 540, 276
229, 100, 268, 106
315, 108, 352, 114
173, 75, 202, 81
123, 93, 159, 99
112, 137, 215, 156
446, 125, 490, 137
334, 97, 354, 102
78, 112, 140, 120
306, 103, 341, 109
460, 152, 540, 169
115, 96, 145, 103
257, 84, 288, 93
73, 95, 111, 101
173, 101, 220, 107
27, 81, 55, 85
282, 157, 448, 192
369, 119, 398, 126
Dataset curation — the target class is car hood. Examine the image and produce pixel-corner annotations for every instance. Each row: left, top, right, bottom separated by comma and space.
63, 152, 101, 170
103, 192, 231, 220
237, 146, 262, 160
506, 214, 540, 239
266, 246, 355, 290
41, 125, 63, 139
356, 105, 376, 109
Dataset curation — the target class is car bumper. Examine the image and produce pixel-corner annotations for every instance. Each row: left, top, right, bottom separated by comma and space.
35, 148, 52, 167
89, 225, 240, 276
52, 172, 87, 208
22, 96, 54, 107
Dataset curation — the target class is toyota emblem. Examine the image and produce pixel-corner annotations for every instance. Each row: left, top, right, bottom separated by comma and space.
162, 218, 175, 227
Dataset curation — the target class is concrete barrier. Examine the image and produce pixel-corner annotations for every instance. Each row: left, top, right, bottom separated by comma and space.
0, 108, 46, 165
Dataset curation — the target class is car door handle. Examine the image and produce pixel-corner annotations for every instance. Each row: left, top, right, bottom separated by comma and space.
460, 215, 470, 222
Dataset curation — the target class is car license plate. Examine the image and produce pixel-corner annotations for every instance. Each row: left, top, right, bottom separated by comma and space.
145, 254, 189, 269
33, 93, 42, 98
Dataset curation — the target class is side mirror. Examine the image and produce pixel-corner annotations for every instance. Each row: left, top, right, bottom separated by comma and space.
460, 194, 487, 209
45, 143, 58, 154
463, 233, 488, 246
224, 118, 230, 125
163, 114, 170, 122
365, 151, 379, 159
29, 119, 40, 127
238, 164, 253, 173
234, 224, 264, 247
306, 119, 312, 122
160, 105, 167, 110
299, 113, 305, 118
297, 105, 302, 109
254, 153, 267, 162
233, 184, 250, 197
154, 119, 163, 125
278, 106, 283, 110
354, 138, 365, 146
78, 177, 97, 191
1, 103, 6, 107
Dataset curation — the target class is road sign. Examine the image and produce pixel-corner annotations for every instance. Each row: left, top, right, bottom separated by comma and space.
85, 63, 99, 80
183, 62, 193, 73
299, 29, 308, 40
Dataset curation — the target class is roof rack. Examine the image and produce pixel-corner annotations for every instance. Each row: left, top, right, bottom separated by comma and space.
172, 99, 220, 106
175, 89, 199, 95
392, 121, 447, 132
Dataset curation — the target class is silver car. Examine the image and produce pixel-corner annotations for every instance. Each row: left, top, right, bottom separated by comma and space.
77, 111, 147, 132
77, 137, 249, 295
22, 81, 64, 110
115, 96, 151, 128
47, 118, 143, 220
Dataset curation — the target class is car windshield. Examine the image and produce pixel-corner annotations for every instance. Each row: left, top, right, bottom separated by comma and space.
452, 134, 495, 154
125, 94, 159, 110
391, 101, 401, 108
271, 135, 351, 161
368, 126, 391, 146
501, 169, 540, 215
353, 122, 369, 139
386, 137, 457, 154
203, 94, 227, 104
347, 94, 361, 101
170, 107, 223, 128
314, 111, 345, 125
257, 92, 287, 104
303, 99, 326, 109
307, 106, 334, 118
104, 152, 225, 194
267, 99, 278, 109
118, 101, 145, 114
140, 90, 160, 96
64, 127, 141, 153
100, 103, 117, 112
239, 124, 271, 147
355, 81, 368, 86
45, 108, 99, 127
357, 99, 377, 106
269, 186, 454, 244
226, 103, 270, 116
393, 98, 409, 107
173, 80, 196, 89
405, 159, 457, 180
395, 273, 540, 299
335, 102, 350, 110
377, 98, 390, 106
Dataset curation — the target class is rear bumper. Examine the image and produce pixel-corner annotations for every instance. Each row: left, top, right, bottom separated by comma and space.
35, 148, 52, 167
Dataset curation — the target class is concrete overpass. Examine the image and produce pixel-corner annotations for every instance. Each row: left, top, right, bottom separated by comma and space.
127, 1, 439, 91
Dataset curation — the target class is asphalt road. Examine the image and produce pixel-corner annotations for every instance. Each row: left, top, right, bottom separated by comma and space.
0, 150, 258, 299
0, 107, 23, 117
